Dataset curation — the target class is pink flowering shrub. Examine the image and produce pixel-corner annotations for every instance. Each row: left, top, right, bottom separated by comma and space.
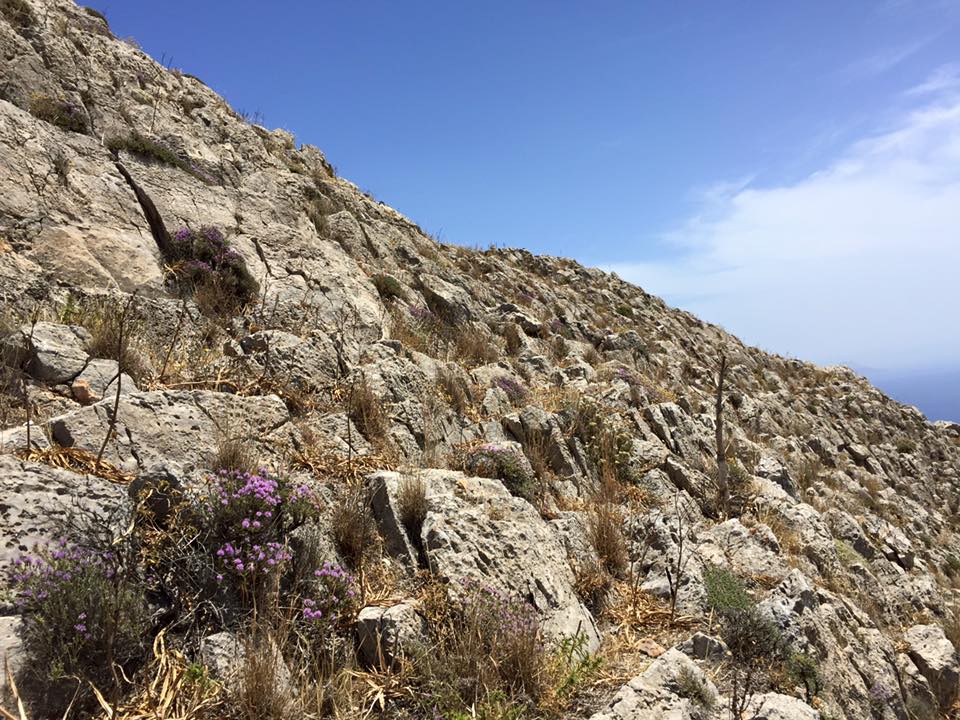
299, 561, 358, 643
7, 539, 148, 707
197, 469, 317, 602
166, 226, 259, 313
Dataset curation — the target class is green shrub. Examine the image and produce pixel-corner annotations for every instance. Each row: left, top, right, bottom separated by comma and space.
676, 665, 717, 718
81, 5, 108, 25
896, 437, 917, 454
568, 398, 635, 486
615, 303, 634, 318
722, 606, 786, 719
107, 131, 216, 184
28, 94, 88, 133
787, 651, 822, 704
703, 565, 752, 618
463, 443, 537, 503
371, 273, 404, 301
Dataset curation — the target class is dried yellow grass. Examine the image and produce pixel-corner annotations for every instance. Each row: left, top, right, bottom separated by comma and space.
15, 446, 133, 484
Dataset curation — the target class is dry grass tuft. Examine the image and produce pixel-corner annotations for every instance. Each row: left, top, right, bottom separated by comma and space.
346, 378, 389, 442
15, 446, 133, 484
588, 504, 629, 577
331, 488, 381, 568
396, 475, 429, 539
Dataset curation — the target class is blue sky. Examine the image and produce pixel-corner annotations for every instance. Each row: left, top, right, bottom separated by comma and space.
90, 1, 960, 410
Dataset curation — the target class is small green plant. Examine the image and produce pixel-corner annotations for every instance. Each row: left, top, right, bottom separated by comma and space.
676, 665, 717, 717
28, 94, 88, 133
896, 437, 917, 454
722, 606, 785, 719
81, 5, 108, 25
463, 443, 537, 503
615, 303, 634, 318
787, 651, 822, 704
371, 273, 404, 301
703, 564, 752, 618
834, 539, 864, 569
107, 131, 216, 184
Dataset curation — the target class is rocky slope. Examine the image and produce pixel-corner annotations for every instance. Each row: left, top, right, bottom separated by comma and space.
1, 1, 959, 719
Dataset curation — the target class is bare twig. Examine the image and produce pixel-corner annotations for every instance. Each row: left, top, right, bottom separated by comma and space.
96, 293, 137, 468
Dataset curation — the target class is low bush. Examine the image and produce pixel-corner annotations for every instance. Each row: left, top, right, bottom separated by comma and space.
721, 606, 786, 719
896, 437, 917, 454
8, 540, 150, 715
28, 94, 88, 133
462, 443, 537, 502
371, 273, 404, 301
107, 132, 216, 184
167, 226, 259, 315
493, 375, 529, 405
568, 398, 635, 486
676, 665, 717, 719
703, 565, 752, 618
417, 578, 545, 714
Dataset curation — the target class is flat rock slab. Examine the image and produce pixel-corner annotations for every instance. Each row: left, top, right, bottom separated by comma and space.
386, 469, 601, 651
0, 454, 129, 569
47, 390, 292, 476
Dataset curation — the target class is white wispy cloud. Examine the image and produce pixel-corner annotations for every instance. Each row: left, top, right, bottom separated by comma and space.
609, 92, 960, 370
835, 36, 936, 82
906, 62, 960, 96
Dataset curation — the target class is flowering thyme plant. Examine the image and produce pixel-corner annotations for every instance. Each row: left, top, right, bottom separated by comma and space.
300, 561, 358, 640
7, 539, 148, 688
196, 469, 317, 600
167, 225, 258, 310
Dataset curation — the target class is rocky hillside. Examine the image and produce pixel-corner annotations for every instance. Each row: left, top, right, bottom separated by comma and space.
1, 1, 959, 719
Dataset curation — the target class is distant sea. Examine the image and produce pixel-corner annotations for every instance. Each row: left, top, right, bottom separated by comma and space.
855, 367, 960, 424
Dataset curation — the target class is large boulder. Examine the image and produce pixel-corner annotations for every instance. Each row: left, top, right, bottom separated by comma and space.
46, 389, 292, 476
903, 624, 959, 709
3, 322, 91, 383
0, 455, 129, 569
373, 469, 601, 651
746, 693, 820, 720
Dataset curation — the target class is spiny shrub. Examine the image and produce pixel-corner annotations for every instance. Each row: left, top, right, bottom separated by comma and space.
787, 651, 822, 704
493, 375, 528, 405
463, 443, 536, 502
371, 273, 404, 301
8, 540, 150, 714
896, 437, 917, 454
703, 565, 752, 618
167, 226, 259, 315
28, 94, 88, 133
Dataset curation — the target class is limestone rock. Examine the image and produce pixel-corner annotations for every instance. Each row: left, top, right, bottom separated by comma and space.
589, 648, 718, 719
355, 602, 428, 667
413, 469, 601, 650
903, 624, 959, 708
